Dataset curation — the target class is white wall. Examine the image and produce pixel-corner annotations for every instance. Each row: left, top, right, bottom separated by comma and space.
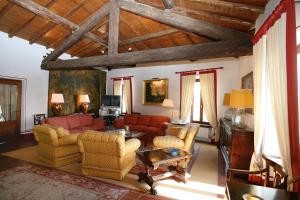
238, 56, 253, 79
107, 58, 241, 120
0, 32, 71, 132
255, 0, 281, 31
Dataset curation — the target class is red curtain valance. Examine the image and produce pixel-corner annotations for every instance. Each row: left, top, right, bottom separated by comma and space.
111, 76, 133, 81
252, 0, 287, 44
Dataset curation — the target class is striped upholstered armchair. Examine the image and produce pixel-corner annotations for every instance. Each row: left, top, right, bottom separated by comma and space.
78, 130, 141, 180
153, 123, 200, 153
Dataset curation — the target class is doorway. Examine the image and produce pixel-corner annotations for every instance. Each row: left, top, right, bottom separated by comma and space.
0, 78, 22, 141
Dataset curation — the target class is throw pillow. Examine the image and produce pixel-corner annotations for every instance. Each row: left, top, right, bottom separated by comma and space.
43, 124, 70, 137
177, 126, 189, 140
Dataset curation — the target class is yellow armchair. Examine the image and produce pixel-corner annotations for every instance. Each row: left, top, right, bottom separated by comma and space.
153, 123, 200, 153
32, 124, 81, 167
78, 130, 141, 180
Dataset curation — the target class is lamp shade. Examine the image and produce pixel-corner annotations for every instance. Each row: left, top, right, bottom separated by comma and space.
162, 99, 174, 108
79, 94, 90, 103
51, 93, 64, 103
223, 93, 231, 106
229, 89, 253, 108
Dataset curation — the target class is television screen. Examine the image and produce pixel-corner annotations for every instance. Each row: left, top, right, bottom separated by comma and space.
101, 95, 120, 107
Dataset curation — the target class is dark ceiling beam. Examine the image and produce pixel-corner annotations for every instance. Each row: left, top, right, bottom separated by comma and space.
9, 0, 58, 38
108, 0, 120, 54
43, 39, 252, 70
187, 0, 264, 13
171, 7, 254, 27
119, 0, 249, 41
43, 2, 110, 62
9, 0, 108, 47
29, 0, 87, 44
119, 29, 179, 45
162, 0, 175, 9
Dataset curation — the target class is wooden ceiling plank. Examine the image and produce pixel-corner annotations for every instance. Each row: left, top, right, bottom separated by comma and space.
29, 0, 87, 45
108, 0, 120, 54
42, 2, 110, 61
162, 0, 175, 9
0, 3, 14, 19
43, 39, 252, 69
119, 0, 249, 41
187, 0, 264, 14
8, 0, 108, 48
9, 0, 58, 38
119, 28, 178, 45
72, 40, 95, 56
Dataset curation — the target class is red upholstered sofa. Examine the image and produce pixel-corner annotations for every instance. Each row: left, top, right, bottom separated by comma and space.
113, 114, 170, 141
44, 114, 106, 133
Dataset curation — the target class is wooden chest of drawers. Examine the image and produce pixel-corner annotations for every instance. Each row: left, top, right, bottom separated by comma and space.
218, 118, 254, 171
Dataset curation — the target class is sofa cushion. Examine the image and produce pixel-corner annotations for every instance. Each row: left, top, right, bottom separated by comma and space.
177, 126, 189, 140
67, 115, 82, 129
130, 125, 146, 132
46, 117, 69, 129
81, 126, 95, 132
79, 114, 93, 126
69, 127, 83, 134
143, 126, 160, 134
149, 116, 169, 128
124, 114, 138, 125
153, 135, 185, 149
137, 115, 151, 126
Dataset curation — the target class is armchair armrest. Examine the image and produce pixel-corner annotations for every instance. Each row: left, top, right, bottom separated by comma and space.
227, 167, 269, 186
58, 133, 80, 146
125, 139, 141, 154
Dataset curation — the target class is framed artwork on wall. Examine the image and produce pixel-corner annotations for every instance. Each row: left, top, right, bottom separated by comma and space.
241, 71, 253, 89
142, 79, 168, 106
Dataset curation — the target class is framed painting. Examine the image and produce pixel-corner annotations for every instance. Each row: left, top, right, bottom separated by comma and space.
143, 79, 168, 106
241, 71, 253, 89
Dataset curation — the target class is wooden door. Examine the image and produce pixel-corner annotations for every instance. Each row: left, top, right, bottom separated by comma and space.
0, 78, 22, 141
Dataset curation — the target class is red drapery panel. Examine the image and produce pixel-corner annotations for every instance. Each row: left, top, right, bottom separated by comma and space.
252, 0, 300, 191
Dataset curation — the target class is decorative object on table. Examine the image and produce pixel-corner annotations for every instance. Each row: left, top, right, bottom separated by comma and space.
33, 114, 46, 125
124, 125, 130, 132
50, 93, 64, 116
78, 94, 90, 113
229, 89, 253, 129
142, 79, 168, 106
162, 98, 174, 119
223, 93, 235, 120
242, 193, 263, 200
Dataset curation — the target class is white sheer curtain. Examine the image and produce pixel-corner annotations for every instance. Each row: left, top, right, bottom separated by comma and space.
123, 79, 132, 114
267, 14, 293, 181
199, 73, 217, 129
180, 75, 195, 121
249, 36, 267, 172
113, 80, 122, 96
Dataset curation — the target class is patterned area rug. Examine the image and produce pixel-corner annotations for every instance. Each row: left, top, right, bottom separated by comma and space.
0, 164, 130, 200
130, 145, 200, 177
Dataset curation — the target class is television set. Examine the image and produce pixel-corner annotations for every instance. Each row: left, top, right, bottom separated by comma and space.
101, 95, 121, 107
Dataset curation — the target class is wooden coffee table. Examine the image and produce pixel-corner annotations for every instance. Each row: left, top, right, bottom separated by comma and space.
137, 148, 192, 195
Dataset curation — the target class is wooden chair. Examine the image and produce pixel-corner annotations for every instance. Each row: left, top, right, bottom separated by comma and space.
227, 155, 288, 189
288, 175, 300, 191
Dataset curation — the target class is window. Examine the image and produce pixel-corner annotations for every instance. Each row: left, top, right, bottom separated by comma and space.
191, 77, 209, 124
113, 78, 133, 114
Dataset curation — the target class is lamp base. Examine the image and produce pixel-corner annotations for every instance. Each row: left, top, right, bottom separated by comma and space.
223, 108, 235, 120
52, 104, 63, 116
81, 103, 89, 114
232, 108, 247, 129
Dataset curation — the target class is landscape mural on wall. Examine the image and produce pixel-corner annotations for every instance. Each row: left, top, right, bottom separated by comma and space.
48, 69, 106, 116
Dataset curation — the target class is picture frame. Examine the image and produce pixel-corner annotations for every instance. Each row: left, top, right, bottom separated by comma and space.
142, 79, 168, 106
241, 71, 253, 89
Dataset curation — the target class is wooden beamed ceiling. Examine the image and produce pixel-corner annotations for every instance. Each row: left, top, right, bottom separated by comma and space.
0, 0, 268, 69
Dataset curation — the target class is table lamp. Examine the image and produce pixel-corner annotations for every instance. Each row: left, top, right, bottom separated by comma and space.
162, 98, 174, 119
223, 93, 235, 120
79, 94, 90, 113
229, 89, 253, 129
51, 93, 64, 116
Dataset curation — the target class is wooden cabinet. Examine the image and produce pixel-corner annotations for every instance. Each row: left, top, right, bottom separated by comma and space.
218, 118, 254, 172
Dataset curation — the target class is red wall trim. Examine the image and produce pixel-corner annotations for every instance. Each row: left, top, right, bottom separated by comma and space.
111, 76, 133, 80
286, 0, 300, 192
129, 78, 133, 114
252, 0, 287, 44
175, 67, 223, 75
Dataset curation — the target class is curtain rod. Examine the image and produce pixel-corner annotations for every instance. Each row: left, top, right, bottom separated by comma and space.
111, 76, 134, 80
175, 67, 223, 75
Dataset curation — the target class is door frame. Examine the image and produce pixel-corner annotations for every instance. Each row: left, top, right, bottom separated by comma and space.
0, 78, 22, 140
